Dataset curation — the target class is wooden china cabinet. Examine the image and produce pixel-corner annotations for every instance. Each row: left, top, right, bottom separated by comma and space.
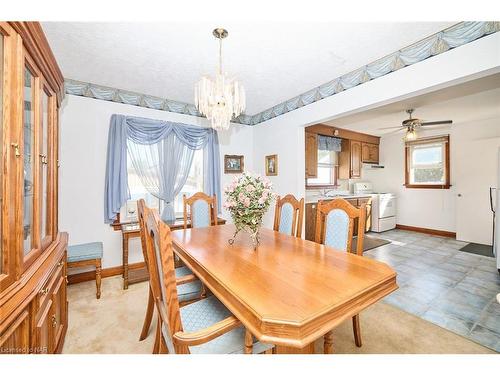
0, 22, 68, 354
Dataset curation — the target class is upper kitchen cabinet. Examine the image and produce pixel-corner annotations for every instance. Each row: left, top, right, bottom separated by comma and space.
350, 140, 362, 178
305, 131, 318, 178
0, 22, 68, 354
339, 139, 363, 180
362, 142, 379, 164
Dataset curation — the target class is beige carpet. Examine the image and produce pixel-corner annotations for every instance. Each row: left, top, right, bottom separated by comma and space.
63, 276, 494, 354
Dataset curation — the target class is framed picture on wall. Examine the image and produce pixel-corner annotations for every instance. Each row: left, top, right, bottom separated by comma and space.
265, 154, 278, 176
224, 155, 244, 174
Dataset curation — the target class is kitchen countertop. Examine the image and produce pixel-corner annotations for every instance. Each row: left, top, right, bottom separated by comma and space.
305, 194, 374, 204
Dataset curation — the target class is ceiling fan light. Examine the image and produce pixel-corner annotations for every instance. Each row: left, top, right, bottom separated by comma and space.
404, 128, 418, 141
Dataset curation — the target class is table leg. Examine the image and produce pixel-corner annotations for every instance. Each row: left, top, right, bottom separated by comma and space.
274, 342, 315, 354
324, 330, 334, 354
123, 233, 129, 290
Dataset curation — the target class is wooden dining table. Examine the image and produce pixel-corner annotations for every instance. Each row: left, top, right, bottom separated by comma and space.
171, 224, 398, 354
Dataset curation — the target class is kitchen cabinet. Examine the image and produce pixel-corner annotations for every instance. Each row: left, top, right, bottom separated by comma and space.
350, 141, 362, 178
362, 143, 379, 164
305, 132, 318, 178
305, 197, 372, 241
339, 139, 362, 179
0, 309, 30, 354
0, 22, 67, 355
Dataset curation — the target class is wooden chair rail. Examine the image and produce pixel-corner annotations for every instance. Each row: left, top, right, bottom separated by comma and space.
176, 274, 197, 286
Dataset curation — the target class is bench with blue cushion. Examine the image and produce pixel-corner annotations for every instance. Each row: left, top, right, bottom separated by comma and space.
67, 242, 103, 299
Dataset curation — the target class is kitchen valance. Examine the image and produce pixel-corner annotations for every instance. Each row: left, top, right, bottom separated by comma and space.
318, 135, 342, 152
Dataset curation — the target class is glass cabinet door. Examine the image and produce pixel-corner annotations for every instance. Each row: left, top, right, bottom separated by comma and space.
23, 66, 36, 257
40, 87, 53, 247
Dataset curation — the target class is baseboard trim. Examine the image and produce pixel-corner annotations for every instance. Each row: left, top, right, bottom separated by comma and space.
395, 224, 456, 238
67, 262, 146, 285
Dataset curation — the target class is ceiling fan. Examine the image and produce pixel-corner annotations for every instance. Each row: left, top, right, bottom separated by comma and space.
380, 109, 453, 141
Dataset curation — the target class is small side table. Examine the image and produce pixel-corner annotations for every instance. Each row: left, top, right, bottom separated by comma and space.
120, 222, 146, 290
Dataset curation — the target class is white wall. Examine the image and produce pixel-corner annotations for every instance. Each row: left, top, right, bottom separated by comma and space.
59, 95, 253, 270
364, 116, 500, 241
249, 33, 500, 231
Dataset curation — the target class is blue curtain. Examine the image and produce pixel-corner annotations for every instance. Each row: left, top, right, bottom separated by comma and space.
104, 114, 221, 223
318, 135, 342, 152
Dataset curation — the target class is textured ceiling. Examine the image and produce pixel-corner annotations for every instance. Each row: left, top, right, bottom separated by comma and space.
323, 74, 500, 136
42, 22, 455, 115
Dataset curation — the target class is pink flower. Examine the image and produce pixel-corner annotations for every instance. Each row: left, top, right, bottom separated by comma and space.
224, 199, 235, 209
244, 198, 251, 207
258, 197, 265, 205
245, 185, 255, 192
239, 192, 246, 202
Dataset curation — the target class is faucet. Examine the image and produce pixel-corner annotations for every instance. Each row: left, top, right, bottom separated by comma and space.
322, 188, 336, 197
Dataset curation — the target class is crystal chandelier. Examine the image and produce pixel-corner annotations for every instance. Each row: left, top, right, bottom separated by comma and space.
195, 28, 246, 130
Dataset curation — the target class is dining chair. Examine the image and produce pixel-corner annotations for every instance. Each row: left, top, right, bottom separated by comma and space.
143, 204, 273, 354
137, 199, 203, 345
183, 192, 218, 229
182, 192, 218, 298
273, 194, 305, 237
315, 198, 366, 352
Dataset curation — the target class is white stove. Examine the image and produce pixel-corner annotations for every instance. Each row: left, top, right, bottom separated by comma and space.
353, 183, 397, 232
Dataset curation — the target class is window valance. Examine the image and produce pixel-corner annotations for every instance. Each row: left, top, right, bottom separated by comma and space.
318, 135, 342, 152
104, 114, 221, 223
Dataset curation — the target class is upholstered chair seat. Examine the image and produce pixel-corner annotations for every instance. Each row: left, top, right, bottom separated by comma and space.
162, 295, 273, 354
67, 242, 103, 262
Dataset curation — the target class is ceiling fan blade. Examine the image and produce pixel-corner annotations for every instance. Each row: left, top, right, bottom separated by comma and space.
385, 128, 405, 135
378, 125, 404, 130
420, 120, 453, 126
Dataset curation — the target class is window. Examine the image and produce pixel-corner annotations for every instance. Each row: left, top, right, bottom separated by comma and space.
306, 149, 338, 187
126, 148, 204, 219
405, 135, 450, 189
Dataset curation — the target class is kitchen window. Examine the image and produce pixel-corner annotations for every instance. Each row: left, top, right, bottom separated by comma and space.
306, 149, 338, 188
405, 135, 450, 189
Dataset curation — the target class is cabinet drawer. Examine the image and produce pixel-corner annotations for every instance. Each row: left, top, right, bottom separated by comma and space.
37, 254, 65, 314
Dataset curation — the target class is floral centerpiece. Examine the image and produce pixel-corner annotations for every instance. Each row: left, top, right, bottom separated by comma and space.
223, 172, 275, 249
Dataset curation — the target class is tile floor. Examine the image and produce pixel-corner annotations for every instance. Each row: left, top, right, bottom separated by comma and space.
364, 229, 500, 352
